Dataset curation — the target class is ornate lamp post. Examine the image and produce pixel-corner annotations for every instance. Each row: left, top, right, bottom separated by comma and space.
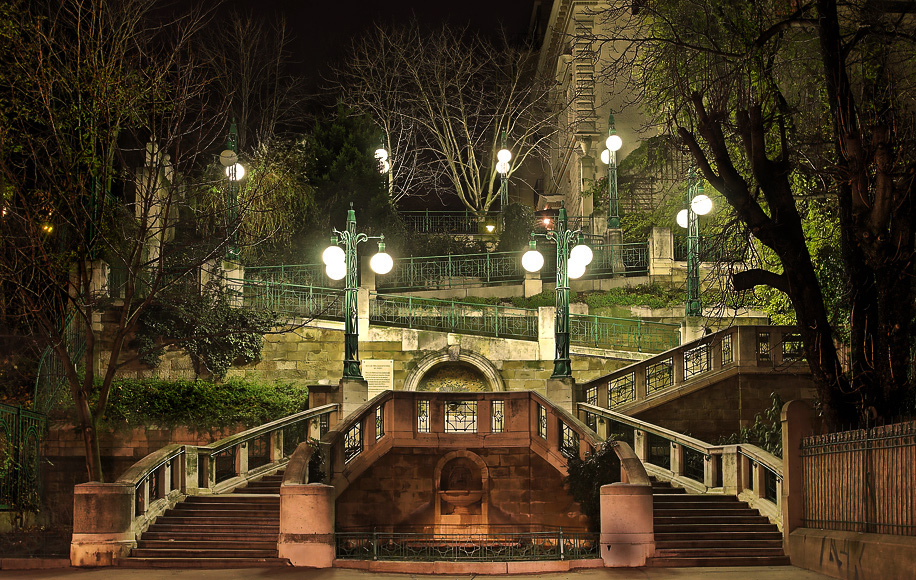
677, 167, 713, 317
600, 111, 623, 229
219, 121, 245, 261
522, 207, 593, 377
497, 130, 512, 214
323, 205, 392, 380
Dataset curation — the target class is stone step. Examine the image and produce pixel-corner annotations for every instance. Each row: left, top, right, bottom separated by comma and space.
655, 531, 783, 542
653, 508, 760, 517
152, 515, 279, 526
141, 531, 278, 542
145, 524, 279, 534
137, 540, 277, 551
117, 557, 290, 569
654, 515, 770, 525
130, 548, 278, 559
165, 508, 279, 518
655, 539, 783, 550
653, 523, 778, 533
653, 495, 743, 503
654, 547, 787, 557
647, 555, 791, 567
184, 495, 279, 504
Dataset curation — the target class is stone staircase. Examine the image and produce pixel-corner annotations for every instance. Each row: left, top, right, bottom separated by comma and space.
647, 479, 789, 567
118, 472, 289, 568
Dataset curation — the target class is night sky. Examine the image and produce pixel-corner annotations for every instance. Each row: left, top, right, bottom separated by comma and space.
249, 0, 539, 84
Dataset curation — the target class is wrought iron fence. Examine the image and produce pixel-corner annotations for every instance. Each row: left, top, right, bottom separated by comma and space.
380, 251, 524, 291
673, 233, 748, 263
400, 210, 502, 235
801, 420, 916, 536
370, 294, 538, 340
239, 279, 344, 321
245, 263, 326, 288
0, 404, 47, 510
336, 529, 599, 561
569, 314, 680, 354
33, 309, 86, 415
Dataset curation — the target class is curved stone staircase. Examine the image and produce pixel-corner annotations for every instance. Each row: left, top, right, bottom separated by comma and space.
647, 479, 789, 567
118, 472, 289, 568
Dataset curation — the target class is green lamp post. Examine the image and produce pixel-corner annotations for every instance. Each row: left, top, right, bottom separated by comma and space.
323, 205, 392, 380
522, 207, 594, 377
601, 111, 623, 229
219, 121, 245, 261
497, 129, 512, 213
677, 167, 713, 317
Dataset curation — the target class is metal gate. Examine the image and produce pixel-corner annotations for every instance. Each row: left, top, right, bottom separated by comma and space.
0, 403, 47, 510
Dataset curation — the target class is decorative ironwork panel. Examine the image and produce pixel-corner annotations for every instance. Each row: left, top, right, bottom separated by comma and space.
335, 530, 599, 561
445, 401, 477, 433
537, 404, 547, 439
585, 412, 597, 432
569, 314, 679, 354
608, 373, 636, 406
559, 422, 579, 457
244, 263, 326, 288
211, 446, 237, 484
757, 332, 771, 361
241, 280, 344, 322
721, 333, 734, 365
684, 344, 711, 380
344, 423, 362, 464
400, 210, 501, 235
782, 332, 805, 361
417, 400, 430, 433
684, 447, 706, 483
320, 414, 329, 436
646, 359, 674, 395
0, 404, 46, 511
380, 252, 525, 292
376, 405, 385, 440
491, 400, 505, 433
647, 433, 671, 470
247, 433, 271, 470
584, 386, 597, 406
283, 421, 308, 457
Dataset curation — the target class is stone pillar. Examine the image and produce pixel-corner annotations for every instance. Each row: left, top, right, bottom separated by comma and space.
648, 227, 674, 278
278, 483, 335, 567
221, 260, 244, 306
524, 270, 543, 298
338, 377, 368, 420
546, 376, 577, 415
782, 400, 812, 543
70, 483, 136, 566
604, 227, 625, 273
680, 318, 706, 344
600, 483, 655, 567
537, 306, 556, 364
720, 445, 740, 495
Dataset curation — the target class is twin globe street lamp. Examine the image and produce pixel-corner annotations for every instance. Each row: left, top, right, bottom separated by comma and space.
323, 205, 393, 380
497, 130, 512, 213
219, 121, 246, 260
677, 168, 713, 317
521, 207, 594, 378
600, 112, 623, 229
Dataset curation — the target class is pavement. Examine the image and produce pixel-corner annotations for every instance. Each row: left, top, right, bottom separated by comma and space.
0, 566, 836, 580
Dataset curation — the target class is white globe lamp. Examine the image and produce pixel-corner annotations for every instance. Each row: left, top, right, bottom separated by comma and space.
568, 259, 586, 279
322, 245, 345, 266
691, 194, 713, 216
677, 209, 689, 229
326, 261, 346, 281
570, 244, 593, 266
606, 134, 623, 152
370, 251, 393, 275
522, 244, 544, 273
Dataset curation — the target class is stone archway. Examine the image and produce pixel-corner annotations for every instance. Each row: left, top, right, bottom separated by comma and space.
403, 346, 505, 392
433, 450, 490, 533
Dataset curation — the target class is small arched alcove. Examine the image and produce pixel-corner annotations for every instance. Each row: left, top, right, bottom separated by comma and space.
433, 450, 489, 534
404, 346, 504, 392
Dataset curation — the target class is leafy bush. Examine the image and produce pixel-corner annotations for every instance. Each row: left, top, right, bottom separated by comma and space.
497, 203, 536, 252
718, 392, 784, 457
563, 441, 622, 531
583, 284, 682, 310
99, 377, 308, 430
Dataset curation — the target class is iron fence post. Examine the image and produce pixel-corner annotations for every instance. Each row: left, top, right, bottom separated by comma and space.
638, 320, 643, 353
373, 529, 378, 560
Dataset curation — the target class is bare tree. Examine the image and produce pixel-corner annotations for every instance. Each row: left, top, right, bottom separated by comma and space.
584, 0, 916, 427
0, 0, 292, 480
334, 23, 560, 212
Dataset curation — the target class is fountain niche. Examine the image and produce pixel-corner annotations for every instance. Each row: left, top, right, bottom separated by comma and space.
434, 451, 488, 534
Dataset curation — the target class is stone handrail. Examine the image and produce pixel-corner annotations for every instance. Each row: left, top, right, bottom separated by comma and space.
579, 403, 783, 528
580, 325, 808, 413
70, 404, 339, 567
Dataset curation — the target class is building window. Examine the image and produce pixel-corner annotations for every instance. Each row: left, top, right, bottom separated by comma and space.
537, 404, 547, 439
491, 400, 505, 433
417, 400, 430, 433
445, 401, 477, 433
375, 405, 384, 440
344, 422, 362, 463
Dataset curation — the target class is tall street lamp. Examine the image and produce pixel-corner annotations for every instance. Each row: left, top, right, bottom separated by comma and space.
219, 120, 245, 261
323, 205, 392, 380
600, 111, 623, 229
521, 207, 594, 378
497, 129, 512, 214
677, 167, 713, 317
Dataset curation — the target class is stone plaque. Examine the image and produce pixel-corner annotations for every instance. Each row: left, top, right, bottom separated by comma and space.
363, 359, 394, 397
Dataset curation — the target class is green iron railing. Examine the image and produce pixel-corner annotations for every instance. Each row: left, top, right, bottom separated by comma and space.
336, 529, 599, 561
569, 314, 680, 354
235, 279, 345, 321
673, 233, 747, 263
380, 251, 524, 291
0, 403, 47, 511
370, 294, 539, 340
33, 309, 86, 415
244, 263, 327, 288
399, 210, 502, 235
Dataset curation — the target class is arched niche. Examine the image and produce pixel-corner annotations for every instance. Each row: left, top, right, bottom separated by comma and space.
403, 346, 505, 392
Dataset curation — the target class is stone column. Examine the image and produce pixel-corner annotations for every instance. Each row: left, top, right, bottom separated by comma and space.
781, 400, 812, 543
537, 306, 556, 364
278, 483, 336, 567
648, 227, 674, 279
546, 376, 577, 415
70, 483, 136, 566
523, 270, 543, 298
600, 483, 655, 567
338, 377, 368, 420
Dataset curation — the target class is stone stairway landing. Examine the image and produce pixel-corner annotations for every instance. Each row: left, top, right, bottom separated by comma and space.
118, 472, 289, 568
647, 479, 789, 567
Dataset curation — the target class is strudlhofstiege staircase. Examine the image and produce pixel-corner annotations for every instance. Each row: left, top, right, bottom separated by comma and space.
118, 472, 289, 568
648, 479, 789, 567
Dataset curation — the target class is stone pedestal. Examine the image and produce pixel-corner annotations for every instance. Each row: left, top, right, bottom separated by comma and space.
600, 483, 655, 567
546, 376, 577, 416
70, 483, 136, 566
279, 483, 335, 567
339, 377, 369, 420
605, 228, 625, 273
524, 270, 543, 298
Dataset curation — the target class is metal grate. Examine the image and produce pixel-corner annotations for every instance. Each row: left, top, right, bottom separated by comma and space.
0, 404, 46, 511
584, 387, 597, 406
646, 359, 674, 395
417, 400, 430, 433
782, 333, 805, 361
212, 446, 237, 484
344, 423, 362, 463
537, 404, 547, 439
445, 401, 477, 433
721, 333, 734, 365
608, 373, 636, 406
491, 400, 505, 433
376, 405, 385, 440
559, 422, 579, 456
684, 447, 705, 483
684, 344, 711, 380
648, 433, 671, 470
247, 433, 271, 470
757, 332, 771, 361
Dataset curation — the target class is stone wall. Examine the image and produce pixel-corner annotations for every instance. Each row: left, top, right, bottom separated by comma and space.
335, 447, 588, 532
